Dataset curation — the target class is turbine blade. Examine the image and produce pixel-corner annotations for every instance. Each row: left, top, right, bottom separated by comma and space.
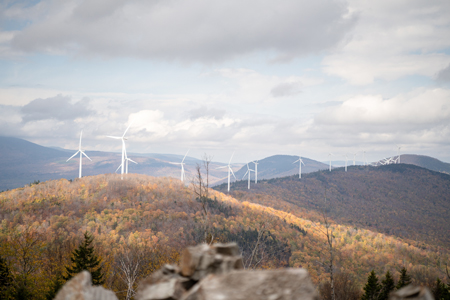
79, 130, 83, 150
107, 136, 122, 139
242, 170, 248, 179
182, 149, 190, 163
66, 151, 80, 162
229, 151, 235, 164
115, 164, 122, 173
230, 167, 236, 180
123, 122, 132, 137
81, 151, 92, 161
293, 159, 300, 164
128, 158, 138, 164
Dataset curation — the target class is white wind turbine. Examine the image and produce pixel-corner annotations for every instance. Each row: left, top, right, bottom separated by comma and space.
252, 160, 259, 183
169, 150, 190, 182
363, 150, 367, 166
293, 156, 305, 179
107, 123, 132, 180
328, 153, 334, 172
67, 131, 92, 178
396, 145, 402, 164
242, 163, 255, 189
217, 152, 236, 192
115, 146, 137, 175
344, 154, 348, 172
353, 152, 358, 166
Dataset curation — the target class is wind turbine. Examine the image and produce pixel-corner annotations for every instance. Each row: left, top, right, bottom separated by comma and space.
328, 153, 334, 172
353, 152, 358, 166
107, 123, 132, 180
115, 146, 137, 174
217, 152, 236, 192
396, 145, 402, 164
242, 163, 254, 189
363, 150, 366, 166
345, 154, 348, 172
252, 160, 259, 183
67, 131, 92, 178
293, 156, 305, 179
169, 150, 190, 182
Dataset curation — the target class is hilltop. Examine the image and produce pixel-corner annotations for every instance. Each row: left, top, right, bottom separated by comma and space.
0, 174, 448, 299
215, 164, 450, 248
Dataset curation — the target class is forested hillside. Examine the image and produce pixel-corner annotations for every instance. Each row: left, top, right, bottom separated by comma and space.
0, 174, 448, 299
215, 164, 450, 248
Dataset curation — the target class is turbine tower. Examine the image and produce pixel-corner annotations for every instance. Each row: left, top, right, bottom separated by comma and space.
328, 153, 334, 172
217, 152, 236, 192
242, 163, 255, 189
252, 160, 259, 183
345, 154, 348, 172
396, 145, 402, 164
169, 150, 190, 182
363, 150, 366, 166
107, 123, 132, 180
293, 156, 305, 179
353, 152, 358, 166
67, 130, 92, 178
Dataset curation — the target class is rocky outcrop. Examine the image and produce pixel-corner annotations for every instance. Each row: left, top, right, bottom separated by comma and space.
52, 242, 435, 300
53, 271, 118, 300
390, 285, 434, 300
136, 242, 318, 300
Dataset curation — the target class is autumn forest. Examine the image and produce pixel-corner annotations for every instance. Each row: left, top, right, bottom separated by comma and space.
0, 166, 449, 299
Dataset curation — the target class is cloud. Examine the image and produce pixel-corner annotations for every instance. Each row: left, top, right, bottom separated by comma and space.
322, 0, 450, 84
270, 81, 302, 97
310, 88, 450, 146
7, 0, 355, 62
436, 64, 450, 83
189, 106, 225, 120
21, 94, 94, 122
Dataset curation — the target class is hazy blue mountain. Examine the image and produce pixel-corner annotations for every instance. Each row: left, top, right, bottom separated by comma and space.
233, 155, 329, 181
400, 154, 450, 174
0, 136, 230, 191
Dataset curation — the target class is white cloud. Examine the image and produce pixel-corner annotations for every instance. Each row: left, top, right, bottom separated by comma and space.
311, 88, 450, 146
322, 0, 450, 84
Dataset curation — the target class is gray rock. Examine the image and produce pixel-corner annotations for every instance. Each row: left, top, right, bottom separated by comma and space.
180, 243, 243, 281
54, 271, 118, 300
389, 285, 434, 300
136, 265, 192, 300
181, 268, 319, 300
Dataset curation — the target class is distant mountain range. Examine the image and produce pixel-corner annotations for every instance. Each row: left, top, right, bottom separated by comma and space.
1, 136, 449, 190
229, 155, 329, 183
0, 136, 234, 191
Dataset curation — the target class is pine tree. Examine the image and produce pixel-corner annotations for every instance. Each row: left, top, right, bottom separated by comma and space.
0, 256, 14, 300
361, 270, 380, 300
64, 232, 104, 285
432, 278, 450, 300
379, 271, 395, 300
396, 267, 412, 289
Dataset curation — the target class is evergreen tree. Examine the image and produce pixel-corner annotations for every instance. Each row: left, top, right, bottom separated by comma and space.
64, 232, 104, 285
379, 271, 395, 300
432, 278, 450, 300
45, 274, 65, 300
361, 270, 380, 300
0, 256, 14, 300
396, 267, 412, 289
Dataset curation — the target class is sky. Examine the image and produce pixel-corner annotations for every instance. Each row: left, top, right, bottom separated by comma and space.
1, 0, 450, 163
